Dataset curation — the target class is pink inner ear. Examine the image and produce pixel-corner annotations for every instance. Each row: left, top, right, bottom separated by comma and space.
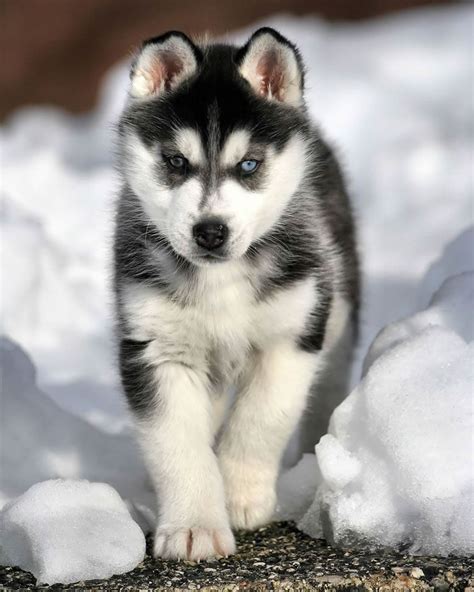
150, 51, 184, 92
257, 50, 285, 101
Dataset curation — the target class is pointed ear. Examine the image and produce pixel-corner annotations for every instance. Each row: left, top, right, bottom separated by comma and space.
130, 31, 202, 99
236, 28, 304, 107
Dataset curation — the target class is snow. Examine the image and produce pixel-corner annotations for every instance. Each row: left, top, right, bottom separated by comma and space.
418, 226, 474, 309
0, 480, 146, 584
298, 270, 474, 555
363, 269, 474, 373
0, 338, 154, 525
0, 3, 473, 582
275, 454, 320, 522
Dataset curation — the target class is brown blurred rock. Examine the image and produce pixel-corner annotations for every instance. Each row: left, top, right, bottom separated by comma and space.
0, 0, 454, 120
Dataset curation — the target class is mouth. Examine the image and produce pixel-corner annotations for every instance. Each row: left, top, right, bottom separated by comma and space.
192, 251, 231, 265
196, 252, 228, 262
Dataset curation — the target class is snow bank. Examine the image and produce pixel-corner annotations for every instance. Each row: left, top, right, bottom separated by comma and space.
0, 338, 149, 506
0, 480, 146, 585
297, 270, 474, 556
0, 337, 155, 532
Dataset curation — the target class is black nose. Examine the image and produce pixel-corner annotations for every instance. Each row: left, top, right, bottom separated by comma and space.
193, 220, 229, 251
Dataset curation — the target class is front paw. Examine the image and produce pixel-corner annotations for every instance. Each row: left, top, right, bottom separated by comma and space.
153, 525, 236, 561
219, 459, 277, 530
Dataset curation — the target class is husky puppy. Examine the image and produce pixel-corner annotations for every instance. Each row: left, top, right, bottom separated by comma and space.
114, 28, 359, 561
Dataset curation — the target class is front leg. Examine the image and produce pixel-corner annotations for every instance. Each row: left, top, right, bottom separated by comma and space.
217, 340, 319, 530
120, 339, 235, 560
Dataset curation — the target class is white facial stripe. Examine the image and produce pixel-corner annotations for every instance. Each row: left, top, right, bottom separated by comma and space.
167, 176, 205, 256
124, 130, 166, 194
175, 128, 205, 166
122, 131, 173, 238
220, 129, 251, 168
255, 134, 307, 236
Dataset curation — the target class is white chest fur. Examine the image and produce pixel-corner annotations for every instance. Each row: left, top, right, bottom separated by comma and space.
121, 262, 317, 381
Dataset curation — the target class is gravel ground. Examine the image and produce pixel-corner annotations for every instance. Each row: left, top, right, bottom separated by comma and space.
1, 522, 472, 591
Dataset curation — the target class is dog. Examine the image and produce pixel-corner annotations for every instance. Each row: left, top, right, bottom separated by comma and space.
113, 27, 359, 561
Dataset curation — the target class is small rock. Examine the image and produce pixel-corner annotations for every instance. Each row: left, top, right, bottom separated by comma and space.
410, 567, 424, 579
431, 577, 449, 592
445, 570, 456, 583
315, 575, 344, 584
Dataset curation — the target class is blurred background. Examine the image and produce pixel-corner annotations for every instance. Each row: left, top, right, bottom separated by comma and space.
0, 0, 458, 120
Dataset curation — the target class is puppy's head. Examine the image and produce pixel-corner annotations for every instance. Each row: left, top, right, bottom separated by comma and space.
118, 28, 309, 265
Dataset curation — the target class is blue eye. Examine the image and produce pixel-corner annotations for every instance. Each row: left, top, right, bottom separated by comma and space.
168, 155, 187, 169
239, 159, 259, 174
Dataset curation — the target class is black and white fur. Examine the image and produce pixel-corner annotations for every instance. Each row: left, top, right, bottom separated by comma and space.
114, 28, 359, 561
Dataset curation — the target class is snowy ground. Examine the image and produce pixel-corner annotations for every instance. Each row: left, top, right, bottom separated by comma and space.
1, 5, 473, 584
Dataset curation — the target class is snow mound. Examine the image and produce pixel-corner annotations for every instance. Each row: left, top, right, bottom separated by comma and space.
0, 479, 146, 585
0, 338, 149, 512
363, 269, 474, 372
298, 271, 474, 556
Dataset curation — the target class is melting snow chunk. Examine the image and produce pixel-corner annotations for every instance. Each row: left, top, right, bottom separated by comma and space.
0, 480, 146, 585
